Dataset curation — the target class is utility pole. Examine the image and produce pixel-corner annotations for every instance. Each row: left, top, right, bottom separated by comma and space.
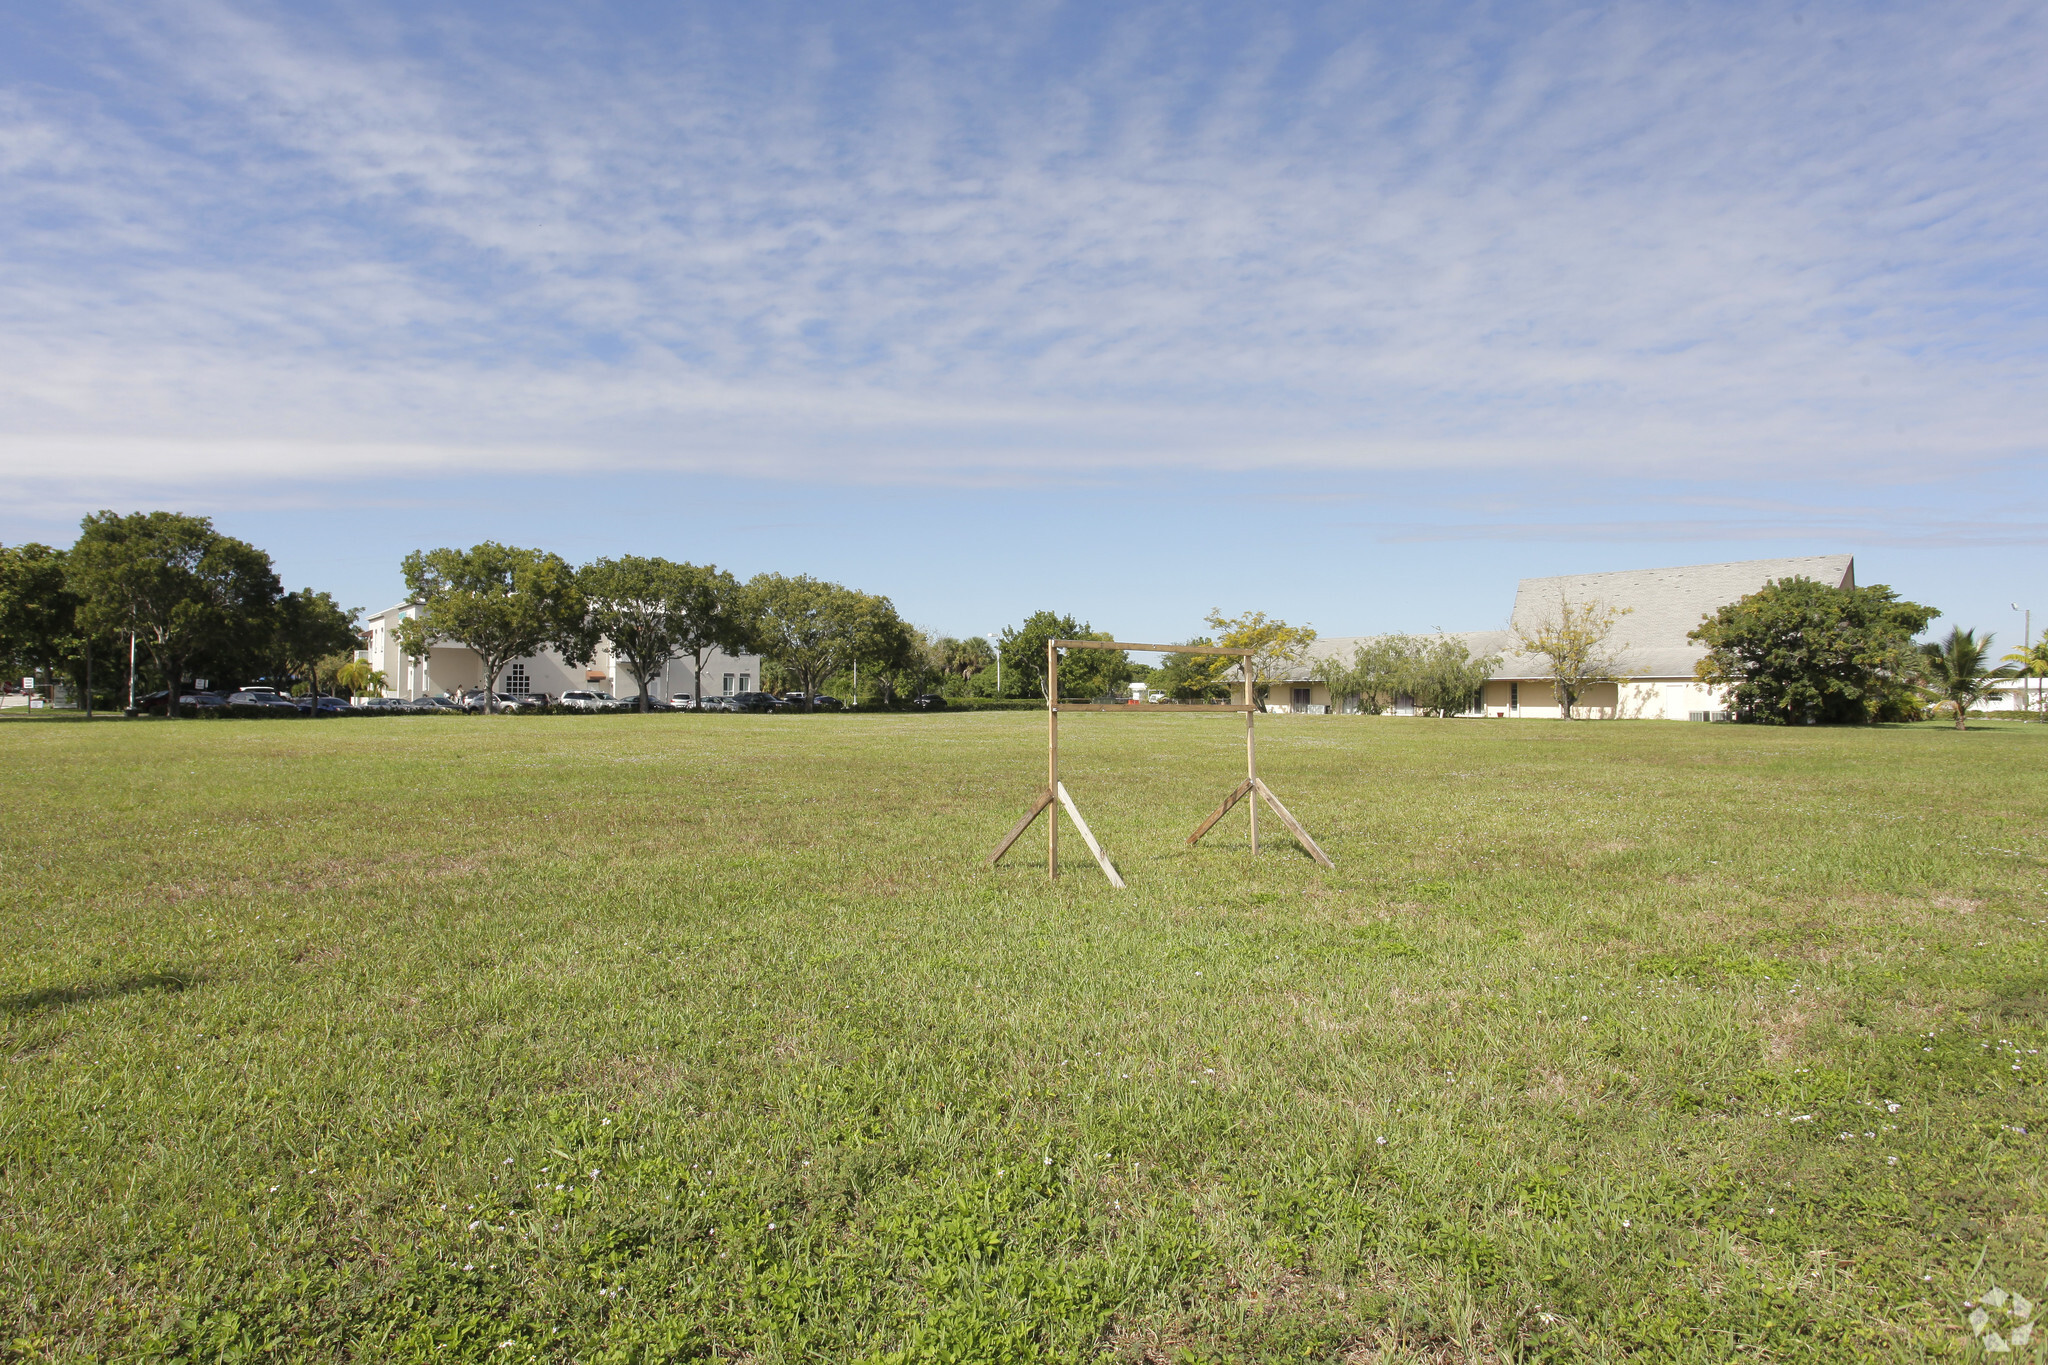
989, 633, 1001, 697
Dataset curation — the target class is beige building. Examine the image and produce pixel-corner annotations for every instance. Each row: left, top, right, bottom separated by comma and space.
358, 602, 763, 703
1247, 554, 1857, 719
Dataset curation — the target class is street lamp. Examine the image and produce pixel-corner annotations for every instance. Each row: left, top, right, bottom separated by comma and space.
988, 633, 1001, 697
2015, 603, 2034, 716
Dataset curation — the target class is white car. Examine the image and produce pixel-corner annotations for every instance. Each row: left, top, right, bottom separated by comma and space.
558, 690, 613, 711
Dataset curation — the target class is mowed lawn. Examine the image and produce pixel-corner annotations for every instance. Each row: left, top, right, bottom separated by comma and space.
2, 712, 2045, 1364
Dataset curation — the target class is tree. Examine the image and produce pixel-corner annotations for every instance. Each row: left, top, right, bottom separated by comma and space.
998, 611, 1078, 700
744, 574, 882, 708
1403, 634, 1501, 718
1918, 627, 2016, 730
1312, 635, 1415, 714
1513, 596, 1632, 720
0, 543, 78, 698
398, 544, 591, 713
1204, 609, 1316, 711
1690, 578, 1937, 725
848, 598, 917, 705
1155, 639, 1233, 701
331, 657, 386, 697
272, 589, 361, 717
2001, 641, 2048, 715
939, 636, 994, 684
69, 512, 281, 718
580, 557, 746, 713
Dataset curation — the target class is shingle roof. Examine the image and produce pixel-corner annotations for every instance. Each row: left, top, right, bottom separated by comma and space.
1266, 554, 1855, 682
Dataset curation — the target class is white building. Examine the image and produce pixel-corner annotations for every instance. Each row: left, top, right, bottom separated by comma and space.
1257, 554, 1859, 720
359, 602, 763, 703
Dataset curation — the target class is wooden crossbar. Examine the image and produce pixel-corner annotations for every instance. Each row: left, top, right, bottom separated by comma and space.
1051, 639, 1249, 657
1053, 702, 1254, 713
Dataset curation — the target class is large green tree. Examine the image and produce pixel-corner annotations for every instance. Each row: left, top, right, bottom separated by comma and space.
997, 612, 1131, 701
1155, 637, 1233, 701
272, 589, 362, 716
1918, 627, 2016, 730
1690, 577, 1937, 725
68, 512, 282, 717
399, 544, 591, 713
581, 557, 748, 712
0, 543, 78, 699
744, 574, 886, 708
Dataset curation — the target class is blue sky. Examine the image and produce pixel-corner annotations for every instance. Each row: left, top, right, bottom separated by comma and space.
3, 1, 2045, 647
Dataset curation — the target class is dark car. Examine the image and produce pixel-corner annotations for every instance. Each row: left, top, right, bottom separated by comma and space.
806, 695, 843, 712
729, 691, 781, 712
911, 694, 948, 710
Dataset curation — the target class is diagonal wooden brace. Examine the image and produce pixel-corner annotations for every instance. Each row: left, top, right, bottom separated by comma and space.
1253, 779, 1336, 868
1056, 782, 1126, 889
988, 787, 1054, 865
1187, 777, 1255, 846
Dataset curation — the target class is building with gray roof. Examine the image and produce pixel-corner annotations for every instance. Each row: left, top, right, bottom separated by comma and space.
1257, 554, 1856, 719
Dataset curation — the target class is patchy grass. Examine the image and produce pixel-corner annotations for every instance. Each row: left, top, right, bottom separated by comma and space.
1, 711, 2045, 1363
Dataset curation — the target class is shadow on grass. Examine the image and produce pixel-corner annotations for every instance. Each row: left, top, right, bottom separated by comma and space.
1, 971, 204, 1016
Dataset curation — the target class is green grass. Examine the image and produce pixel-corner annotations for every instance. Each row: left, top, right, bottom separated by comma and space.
2, 711, 2045, 1363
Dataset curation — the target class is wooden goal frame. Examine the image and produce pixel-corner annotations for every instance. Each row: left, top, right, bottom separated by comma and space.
986, 639, 1335, 886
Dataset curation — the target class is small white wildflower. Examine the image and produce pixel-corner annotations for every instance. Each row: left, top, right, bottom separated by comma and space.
1376, 1136, 1387, 1145
502, 1159, 512, 1165
269, 1186, 278, 1192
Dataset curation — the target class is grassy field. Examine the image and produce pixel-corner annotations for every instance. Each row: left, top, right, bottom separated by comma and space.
2, 711, 2045, 1363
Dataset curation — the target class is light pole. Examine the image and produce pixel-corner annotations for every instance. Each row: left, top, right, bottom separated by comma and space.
2016, 603, 2034, 716
988, 633, 1001, 697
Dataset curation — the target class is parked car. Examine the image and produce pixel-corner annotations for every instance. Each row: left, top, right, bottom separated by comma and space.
728, 691, 781, 712
911, 694, 948, 710
806, 694, 843, 712
664, 694, 700, 711
228, 688, 298, 710
697, 695, 735, 712
308, 696, 353, 715
358, 697, 404, 712
181, 691, 228, 709
558, 690, 610, 711
408, 695, 461, 713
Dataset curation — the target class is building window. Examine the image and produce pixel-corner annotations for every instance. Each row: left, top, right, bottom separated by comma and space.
1510, 682, 1520, 710
505, 663, 530, 696
723, 674, 734, 694
738, 674, 750, 693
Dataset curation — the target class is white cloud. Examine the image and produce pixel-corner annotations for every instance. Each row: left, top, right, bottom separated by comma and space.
1, 0, 2044, 489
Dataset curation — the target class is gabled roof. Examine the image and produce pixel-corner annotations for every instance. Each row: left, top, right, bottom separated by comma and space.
1499, 554, 1853, 679
1265, 554, 1855, 682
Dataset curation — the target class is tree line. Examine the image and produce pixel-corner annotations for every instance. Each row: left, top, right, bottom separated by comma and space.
0, 513, 360, 712
7, 515, 2035, 725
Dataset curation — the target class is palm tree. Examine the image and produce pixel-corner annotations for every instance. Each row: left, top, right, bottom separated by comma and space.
1919, 627, 2017, 730
2001, 640, 2048, 716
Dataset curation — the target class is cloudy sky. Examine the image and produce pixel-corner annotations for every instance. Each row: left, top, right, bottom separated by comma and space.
3, 0, 2044, 642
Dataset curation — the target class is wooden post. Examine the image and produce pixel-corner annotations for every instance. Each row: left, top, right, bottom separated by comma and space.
1047, 641, 1059, 881
1245, 651, 1259, 854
